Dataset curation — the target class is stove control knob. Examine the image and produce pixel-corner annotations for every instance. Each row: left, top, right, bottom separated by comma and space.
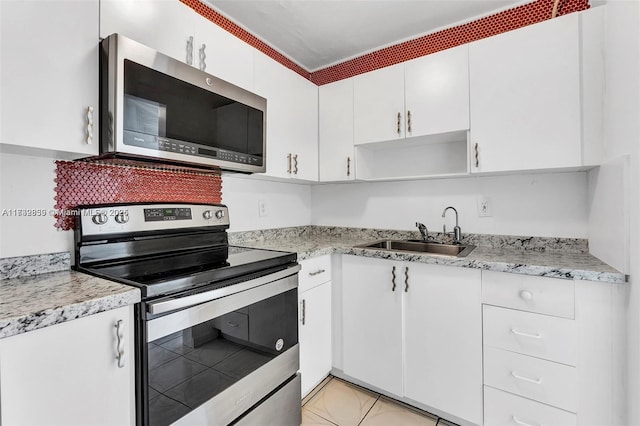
114, 212, 129, 224
92, 213, 108, 225
203, 210, 213, 220
215, 210, 225, 219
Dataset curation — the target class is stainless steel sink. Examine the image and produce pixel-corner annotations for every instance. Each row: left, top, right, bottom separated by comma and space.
355, 240, 476, 257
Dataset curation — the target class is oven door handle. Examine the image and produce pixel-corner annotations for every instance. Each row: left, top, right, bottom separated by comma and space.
147, 264, 301, 315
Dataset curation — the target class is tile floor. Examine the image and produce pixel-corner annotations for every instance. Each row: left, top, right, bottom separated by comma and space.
301, 376, 453, 426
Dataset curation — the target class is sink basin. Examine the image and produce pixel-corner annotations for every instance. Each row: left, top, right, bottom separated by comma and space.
355, 240, 475, 257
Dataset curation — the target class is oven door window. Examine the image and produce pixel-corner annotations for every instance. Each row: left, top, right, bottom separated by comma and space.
146, 288, 297, 426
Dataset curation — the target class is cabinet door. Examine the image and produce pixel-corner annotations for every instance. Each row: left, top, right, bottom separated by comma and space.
404, 45, 469, 137
0, 306, 135, 425
403, 263, 482, 425
299, 281, 333, 397
342, 256, 403, 396
100, 0, 196, 64
469, 13, 581, 173
192, 13, 254, 91
254, 52, 318, 181
353, 64, 405, 144
0, 0, 98, 155
319, 79, 355, 182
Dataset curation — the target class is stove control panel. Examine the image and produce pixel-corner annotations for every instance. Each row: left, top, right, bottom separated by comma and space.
78, 204, 230, 237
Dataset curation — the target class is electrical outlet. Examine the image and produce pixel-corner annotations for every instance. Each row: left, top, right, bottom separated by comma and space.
477, 197, 492, 217
258, 199, 267, 217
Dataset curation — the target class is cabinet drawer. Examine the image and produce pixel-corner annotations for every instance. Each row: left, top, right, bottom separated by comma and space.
484, 347, 577, 412
482, 271, 574, 319
483, 305, 577, 366
484, 386, 577, 426
300, 255, 332, 292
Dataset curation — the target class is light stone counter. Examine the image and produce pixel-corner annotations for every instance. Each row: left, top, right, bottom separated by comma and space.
230, 226, 625, 284
0, 270, 140, 339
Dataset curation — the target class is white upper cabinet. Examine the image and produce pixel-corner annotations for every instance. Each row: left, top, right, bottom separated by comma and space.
100, 0, 195, 64
1, 0, 99, 155
469, 11, 598, 173
254, 51, 318, 181
404, 45, 469, 137
100, 0, 255, 91
353, 64, 406, 145
319, 79, 355, 182
353, 45, 470, 146
191, 12, 254, 91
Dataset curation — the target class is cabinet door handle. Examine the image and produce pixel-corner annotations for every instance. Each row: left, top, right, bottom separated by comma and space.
474, 143, 479, 168
115, 319, 125, 368
391, 266, 396, 291
86, 106, 94, 144
287, 153, 292, 174
293, 154, 298, 174
397, 112, 401, 135
308, 269, 325, 277
199, 43, 207, 71
300, 299, 306, 325
347, 157, 351, 177
510, 328, 542, 339
186, 36, 194, 65
512, 416, 539, 426
404, 267, 409, 292
407, 110, 412, 133
511, 371, 542, 385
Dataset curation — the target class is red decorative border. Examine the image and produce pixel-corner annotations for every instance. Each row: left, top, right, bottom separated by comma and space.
182, 0, 588, 85
54, 161, 222, 230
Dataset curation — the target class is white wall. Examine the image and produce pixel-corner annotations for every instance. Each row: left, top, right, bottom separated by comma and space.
0, 155, 313, 258
221, 175, 312, 231
311, 172, 589, 238
591, 1, 640, 425
0, 152, 73, 258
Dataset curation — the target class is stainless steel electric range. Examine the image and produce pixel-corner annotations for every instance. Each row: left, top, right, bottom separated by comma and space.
73, 203, 301, 426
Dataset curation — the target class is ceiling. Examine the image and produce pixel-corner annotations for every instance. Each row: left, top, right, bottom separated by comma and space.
203, 0, 530, 71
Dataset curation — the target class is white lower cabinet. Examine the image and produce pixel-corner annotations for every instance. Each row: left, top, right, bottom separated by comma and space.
0, 306, 135, 425
482, 271, 626, 426
342, 255, 482, 424
484, 386, 577, 426
299, 256, 333, 397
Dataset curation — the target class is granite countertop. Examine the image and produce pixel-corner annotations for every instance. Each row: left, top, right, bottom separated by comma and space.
232, 231, 625, 284
0, 270, 140, 339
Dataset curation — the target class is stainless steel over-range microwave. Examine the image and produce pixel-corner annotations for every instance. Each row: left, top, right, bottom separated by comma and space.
100, 33, 267, 173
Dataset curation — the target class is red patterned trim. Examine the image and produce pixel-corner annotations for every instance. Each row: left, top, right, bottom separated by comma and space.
54, 161, 222, 230
182, 0, 588, 85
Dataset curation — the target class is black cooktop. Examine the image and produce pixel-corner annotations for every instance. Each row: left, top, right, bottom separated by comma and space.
77, 246, 297, 299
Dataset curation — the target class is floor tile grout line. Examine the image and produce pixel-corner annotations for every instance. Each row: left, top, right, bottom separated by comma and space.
357, 394, 381, 426
302, 375, 334, 407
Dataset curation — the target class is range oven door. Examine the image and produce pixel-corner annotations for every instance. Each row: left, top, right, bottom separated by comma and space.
140, 266, 301, 426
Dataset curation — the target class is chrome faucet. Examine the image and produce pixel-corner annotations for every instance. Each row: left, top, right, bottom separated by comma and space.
442, 206, 462, 244
415, 222, 429, 242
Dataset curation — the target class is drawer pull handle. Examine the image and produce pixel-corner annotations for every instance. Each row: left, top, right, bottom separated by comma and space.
308, 269, 326, 277
519, 290, 533, 301
115, 320, 125, 369
226, 321, 240, 328
391, 266, 396, 292
511, 371, 542, 385
512, 416, 539, 426
510, 328, 542, 339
